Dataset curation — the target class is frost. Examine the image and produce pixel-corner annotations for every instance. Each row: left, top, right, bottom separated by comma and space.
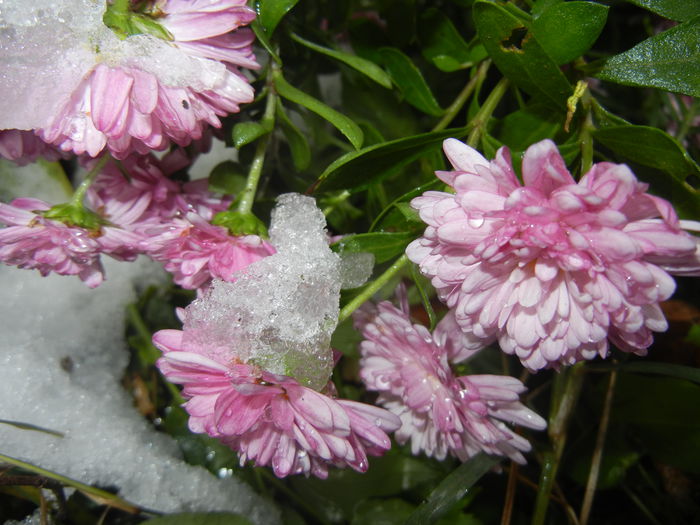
339, 251, 374, 289
0, 0, 229, 130
183, 194, 341, 390
0, 259, 279, 523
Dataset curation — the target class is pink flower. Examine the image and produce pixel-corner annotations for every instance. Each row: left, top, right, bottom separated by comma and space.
144, 213, 275, 289
355, 298, 545, 463
153, 329, 400, 478
0, 130, 65, 165
0, 197, 141, 287
407, 139, 700, 370
36, 1, 258, 158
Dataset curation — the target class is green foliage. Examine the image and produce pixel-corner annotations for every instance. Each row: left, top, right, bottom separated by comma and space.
144, 513, 253, 525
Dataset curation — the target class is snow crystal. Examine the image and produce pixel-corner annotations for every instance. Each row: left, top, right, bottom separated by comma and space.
339, 251, 374, 289
0, 0, 230, 130
0, 258, 279, 523
183, 193, 341, 390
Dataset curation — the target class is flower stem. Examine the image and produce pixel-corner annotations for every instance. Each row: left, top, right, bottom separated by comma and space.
337, 254, 408, 324
531, 362, 585, 525
70, 154, 111, 208
433, 60, 491, 132
236, 86, 277, 215
466, 77, 509, 148
579, 369, 617, 525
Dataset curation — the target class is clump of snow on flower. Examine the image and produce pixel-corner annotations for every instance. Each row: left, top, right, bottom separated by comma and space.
183, 193, 341, 390
0, 258, 279, 523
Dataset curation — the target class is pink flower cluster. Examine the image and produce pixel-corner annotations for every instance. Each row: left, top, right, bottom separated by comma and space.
407, 139, 700, 370
153, 328, 400, 478
0, 0, 258, 161
355, 297, 545, 463
0, 153, 273, 289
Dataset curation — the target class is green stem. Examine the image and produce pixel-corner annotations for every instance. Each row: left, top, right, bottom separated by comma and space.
433, 60, 491, 132
70, 154, 111, 207
675, 97, 700, 144
236, 86, 277, 215
466, 77, 509, 148
531, 362, 585, 525
579, 369, 617, 525
337, 254, 409, 324
0, 453, 151, 515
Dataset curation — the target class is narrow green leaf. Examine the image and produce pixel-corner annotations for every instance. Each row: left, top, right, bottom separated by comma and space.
0, 419, 64, 438
370, 179, 442, 233
332, 232, 415, 264
256, 0, 299, 35
497, 102, 562, 151
144, 513, 253, 525
378, 47, 444, 116
617, 362, 700, 385
473, 0, 571, 108
410, 263, 437, 330
273, 71, 363, 149
596, 16, 700, 96
275, 100, 311, 171
250, 20, 281, 64
592, 124, 700, 182
405, 453, 499, 524
532, 1, 608, 64
290, 33, 392, 88
208, 161, 247, 195
622, 0, 700, 21
418, 8, 484, 72
314, 128, 469, 192
232, 121, 269, 148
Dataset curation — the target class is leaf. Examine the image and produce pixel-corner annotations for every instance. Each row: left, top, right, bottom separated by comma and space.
532, 1, 609, 64
0, 419, 64, 438
613, 374, 700, 473
273, 71, 364, 150
314, 128, 467, 192
418, 8, 486, 72
592, 124, 700, 182
256, 0, 299, 35
370, 179, 443, 232
352, 499, 415, 525
405, 453, 500, 524
332, 232, 415, 264
622, 0, 700, 21
378, 47, 444, 116
410, 263, 437, 330
596, 16, 700, 97
290, 33, 392, 88
497, 102, 562, 151
232, 122, 269, 148
250, 20, 281, 64
473, 0, 571, 108
208, 161, 247, 195
615, 361, 700, 385
275, 100, 311, 170
144, 513, 253, 525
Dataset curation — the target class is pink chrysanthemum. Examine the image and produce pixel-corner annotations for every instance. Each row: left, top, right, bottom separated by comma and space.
36, 0, 258, 158
355, 298, 545, 463
0, 197, 141, 287
144, 213, 275, 289
407, 139, 700, 370
153, 329, 400, 478
0, 130, 65, 165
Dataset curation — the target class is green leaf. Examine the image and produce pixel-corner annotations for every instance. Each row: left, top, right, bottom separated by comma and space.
410, 263, 437, 330
352, 499, 415, 525
0, 419, 64, 438
314, 128, 467, 192
406, 453, 500, 524
596, 16, 700, 96
370, 179, 443, 232
615, 361, 700, 385
250, 20, 281, 64
592, 124, 700, 182
256, 0, 299, 35
273, 71, 364, 149
144, 512, 253, 525
290, 33, 392, 88
208, 161, 247, 195
532, 1, 608, 64
497, 102, 562, 151
378, 47, 444, 116
275, 100, 311, 171
232, 122, 269, 148
332, 232, 415, 264
613, 374, 700, 473
418, 8, 485, 72
622, 0, 700, 21
473, 0, 571, 108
